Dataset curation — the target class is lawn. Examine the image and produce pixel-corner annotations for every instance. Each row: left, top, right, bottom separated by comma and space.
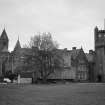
0, 83, 105, 105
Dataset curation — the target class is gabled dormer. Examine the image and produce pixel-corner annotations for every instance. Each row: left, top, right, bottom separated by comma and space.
76, 47, 88, 64
71, 47, 88, 66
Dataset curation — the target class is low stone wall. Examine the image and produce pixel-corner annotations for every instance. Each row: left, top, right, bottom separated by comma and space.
19, 78, 32, 84
48, 68, 76, 80
17, 75, 32, 84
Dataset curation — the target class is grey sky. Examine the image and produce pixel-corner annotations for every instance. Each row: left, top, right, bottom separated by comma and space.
0, 0, 105, 52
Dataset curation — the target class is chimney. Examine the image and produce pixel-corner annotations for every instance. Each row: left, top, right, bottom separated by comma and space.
89, 50, 94, 54
72, 47, 76, 50
64, 48, 67, 50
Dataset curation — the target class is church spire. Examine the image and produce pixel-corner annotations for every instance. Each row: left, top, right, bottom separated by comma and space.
0, 28, 9, 41
104, 19, 105, 30
14, 37, 21, 51
80, 46, 83, 50
0, 28, 9, 52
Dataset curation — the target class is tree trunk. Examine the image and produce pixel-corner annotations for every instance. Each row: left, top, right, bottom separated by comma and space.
32, 72, 38, 84
42, 76, 47, 83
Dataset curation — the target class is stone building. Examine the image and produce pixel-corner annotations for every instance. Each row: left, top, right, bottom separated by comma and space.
94, 26, 105, 82
86, 50, 95, 82
0, 29, 11, 76
0, 29, 95, 82
48, 47, 89, 81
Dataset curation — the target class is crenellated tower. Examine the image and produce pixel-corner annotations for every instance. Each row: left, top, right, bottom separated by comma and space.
94, 26, 105, 82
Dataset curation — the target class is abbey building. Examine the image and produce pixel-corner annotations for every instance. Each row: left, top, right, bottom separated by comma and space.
0, 26, 104, 82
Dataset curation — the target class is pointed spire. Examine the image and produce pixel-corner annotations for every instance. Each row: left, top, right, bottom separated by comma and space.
80, 46, 83, 50
0, 28, 9, 41
94, 26, 98, 32
18, 35, 19, 41
14, 37, 21, 51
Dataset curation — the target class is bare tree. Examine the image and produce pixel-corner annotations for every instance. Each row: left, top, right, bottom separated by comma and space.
29, 32, 59, 50
24, 32, 63, 83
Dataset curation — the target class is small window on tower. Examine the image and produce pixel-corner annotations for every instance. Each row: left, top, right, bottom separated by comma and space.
104, 34, 105, 37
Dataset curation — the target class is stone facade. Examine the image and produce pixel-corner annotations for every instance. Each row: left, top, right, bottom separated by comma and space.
0, 29, 95, 82
0, 29, 11, 76
86, 50, 95, 82
94, 26, 105, 82
48, 47, 89, 81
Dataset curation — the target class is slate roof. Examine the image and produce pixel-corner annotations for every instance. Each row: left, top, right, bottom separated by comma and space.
0, 29, 9, 41
55, 48, 83, 60
14, 39, 21, 51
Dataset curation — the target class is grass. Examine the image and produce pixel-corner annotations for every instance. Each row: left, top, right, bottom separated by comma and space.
0, 83, 105, 105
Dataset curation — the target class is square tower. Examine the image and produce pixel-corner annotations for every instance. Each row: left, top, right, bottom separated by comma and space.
94, 26, 105, 82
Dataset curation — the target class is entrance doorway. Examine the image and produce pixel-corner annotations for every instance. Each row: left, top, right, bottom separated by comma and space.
97, 75, 102, 82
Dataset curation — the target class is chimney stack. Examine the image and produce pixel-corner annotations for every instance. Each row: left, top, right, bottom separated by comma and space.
89, 50, 94, 54
72, 47, 76, 50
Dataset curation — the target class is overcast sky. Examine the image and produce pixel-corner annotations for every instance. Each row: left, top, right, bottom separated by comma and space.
0, 0, 105, 52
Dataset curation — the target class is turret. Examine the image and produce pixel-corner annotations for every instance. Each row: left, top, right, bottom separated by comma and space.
94, 26, 98, 43
0, 28, 9, 52
14, 37, 21, 52
94, 25, 105, 82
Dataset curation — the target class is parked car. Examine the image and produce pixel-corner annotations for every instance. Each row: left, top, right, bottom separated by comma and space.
3, 78, 11, 83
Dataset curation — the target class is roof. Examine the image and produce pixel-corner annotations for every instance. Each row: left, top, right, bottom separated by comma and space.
0, 29, 9, 41
54, 48, 82, 59
86, 53, 94, 62
71, 49, 81, 60
14, 39, 21, 51
19, 48, 32, 55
